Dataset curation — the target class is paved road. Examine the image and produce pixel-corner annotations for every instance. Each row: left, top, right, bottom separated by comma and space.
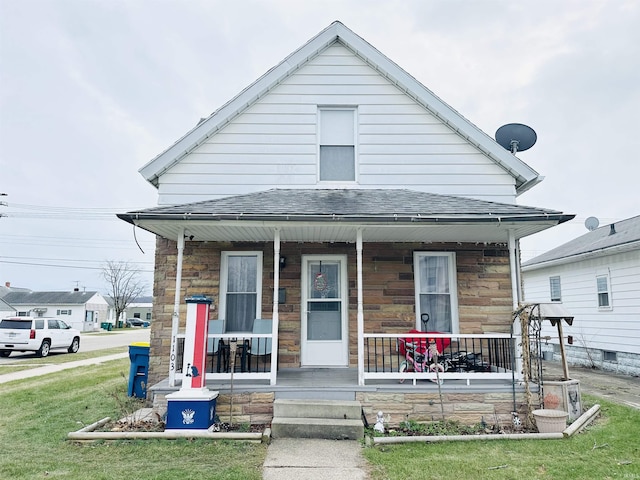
0, 328, 151, 384
0, 327, 150, 364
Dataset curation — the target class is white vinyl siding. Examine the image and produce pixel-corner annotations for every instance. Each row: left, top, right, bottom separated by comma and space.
522, 250, 640, 356
157, 43, 516, 205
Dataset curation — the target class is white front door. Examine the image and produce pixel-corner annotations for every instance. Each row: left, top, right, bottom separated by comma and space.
301, 255, 349, 367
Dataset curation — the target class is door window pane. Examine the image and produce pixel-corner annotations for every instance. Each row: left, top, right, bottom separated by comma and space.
308, 262, 339, 299
307, 302, 341, 340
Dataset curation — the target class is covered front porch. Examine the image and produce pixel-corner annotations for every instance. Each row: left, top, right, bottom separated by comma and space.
118, 189, 573, 425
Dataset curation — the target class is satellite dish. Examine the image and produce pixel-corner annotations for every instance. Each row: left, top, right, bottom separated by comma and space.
585, 217, 600, 231
495, 123, 537, 154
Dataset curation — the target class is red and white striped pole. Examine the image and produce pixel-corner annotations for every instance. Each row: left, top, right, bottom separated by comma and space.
181, 295, 211, 391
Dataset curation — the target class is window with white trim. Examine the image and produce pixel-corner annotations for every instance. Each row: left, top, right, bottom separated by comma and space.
549, 276, 562, 302
596, 274, 611, 309
220, 252, 263, 332
413, 252, 459, 333
318, 108, 356, 182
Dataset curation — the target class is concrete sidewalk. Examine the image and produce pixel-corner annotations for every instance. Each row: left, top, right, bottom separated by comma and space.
0, 352, 128, 384
262, 438, 369, 480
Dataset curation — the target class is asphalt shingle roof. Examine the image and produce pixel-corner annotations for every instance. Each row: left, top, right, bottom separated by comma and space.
122, 189, 565, 219
2, 291, 99, 305
523, 214, 640, 266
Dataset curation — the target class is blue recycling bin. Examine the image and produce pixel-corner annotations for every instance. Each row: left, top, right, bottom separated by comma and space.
128, 342, 150, 398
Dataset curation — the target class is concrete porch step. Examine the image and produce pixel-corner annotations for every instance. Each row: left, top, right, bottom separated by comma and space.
271, 417, 364, 440
273, 398, 362, 420
271, 399, 364, 440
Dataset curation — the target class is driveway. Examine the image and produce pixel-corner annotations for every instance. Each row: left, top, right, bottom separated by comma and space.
542, 360, 640, 410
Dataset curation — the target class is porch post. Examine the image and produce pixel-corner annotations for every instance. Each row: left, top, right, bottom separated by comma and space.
168, 228, 185, 387
356, 229, 364, 386
270, 229, 280, 386
508, 229, 524, 380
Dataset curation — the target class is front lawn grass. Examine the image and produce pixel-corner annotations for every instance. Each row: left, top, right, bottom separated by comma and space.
363, 396, 640, 480
0, 358, 267, 480
0, 346, 127, 374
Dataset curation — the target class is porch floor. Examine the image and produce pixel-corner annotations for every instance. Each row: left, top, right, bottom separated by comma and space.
151, 368, 531, 402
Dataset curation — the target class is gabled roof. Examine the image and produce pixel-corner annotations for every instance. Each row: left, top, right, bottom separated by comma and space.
139, 21, 541, 195
2, 291, 101, 306
118, 188, 573, 243
0, 297, 15, 312
523, 214, 640, 269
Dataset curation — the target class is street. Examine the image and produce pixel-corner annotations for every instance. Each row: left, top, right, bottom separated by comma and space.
0, 327, 150, 364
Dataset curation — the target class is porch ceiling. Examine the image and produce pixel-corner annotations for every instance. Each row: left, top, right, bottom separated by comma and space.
123, 218, 561, 244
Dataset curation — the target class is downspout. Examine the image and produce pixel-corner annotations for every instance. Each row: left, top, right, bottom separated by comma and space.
270, 229, 280, 386
356, 229, 365, 386
508, 230, 524, 382
168, 228, 185, 387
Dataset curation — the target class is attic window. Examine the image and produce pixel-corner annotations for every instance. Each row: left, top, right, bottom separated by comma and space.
318, 108, 356, 182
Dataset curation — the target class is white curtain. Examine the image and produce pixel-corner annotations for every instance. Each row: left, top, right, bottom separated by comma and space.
226, 255, 257, 332
418, 255, 452, 332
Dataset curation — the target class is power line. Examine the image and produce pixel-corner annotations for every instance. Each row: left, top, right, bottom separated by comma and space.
0, 259, 154, 273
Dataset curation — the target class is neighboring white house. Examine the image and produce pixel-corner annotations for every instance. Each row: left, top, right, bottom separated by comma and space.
106, 296, 153, 324
0, 297, 15, 315
522, 215, 640, 376
0, 290, 109, 332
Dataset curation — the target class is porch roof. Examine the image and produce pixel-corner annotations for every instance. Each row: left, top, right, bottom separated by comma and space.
117, 188, 574, 243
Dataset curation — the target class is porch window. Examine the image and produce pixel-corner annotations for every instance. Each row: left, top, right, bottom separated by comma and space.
596, 274, 611, 309
413, 252, 459, 333
549, 276, 562, 302
318, 108, 356, 182
220, 252, 263, 332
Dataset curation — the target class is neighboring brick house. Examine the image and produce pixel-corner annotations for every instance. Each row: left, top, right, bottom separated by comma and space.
118, 22, 573, 426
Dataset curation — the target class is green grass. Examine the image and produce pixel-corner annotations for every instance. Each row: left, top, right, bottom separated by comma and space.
0, 347, 128, 374
0, 358, 267, 479
363, 395, 640, 480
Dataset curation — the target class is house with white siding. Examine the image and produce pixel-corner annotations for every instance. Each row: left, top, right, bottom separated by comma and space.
118, 21, 574, 432
0, 290, 109, 332
522, 215, 640, 376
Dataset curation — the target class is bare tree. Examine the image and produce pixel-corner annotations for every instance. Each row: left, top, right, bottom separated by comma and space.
102, 260, 147, 326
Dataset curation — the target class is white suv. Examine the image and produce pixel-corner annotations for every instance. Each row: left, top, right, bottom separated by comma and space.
0, 317, 81, 358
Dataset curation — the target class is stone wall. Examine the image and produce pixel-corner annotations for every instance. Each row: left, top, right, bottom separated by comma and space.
152, 389, 533, 428
358, 390, 535, 427
147, 239, 513, 387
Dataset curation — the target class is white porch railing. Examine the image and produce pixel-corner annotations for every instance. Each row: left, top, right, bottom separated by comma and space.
362, 332, 517, 385
175, 332, 275, 384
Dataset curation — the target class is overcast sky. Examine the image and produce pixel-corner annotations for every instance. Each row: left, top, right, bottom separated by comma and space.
1, 0, 638, 294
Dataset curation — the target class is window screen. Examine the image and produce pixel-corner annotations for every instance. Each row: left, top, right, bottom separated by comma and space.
549, 276, 562, 302
319, 109, 355, 181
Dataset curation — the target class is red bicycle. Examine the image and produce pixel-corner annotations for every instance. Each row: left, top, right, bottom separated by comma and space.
398, 314, 451, 384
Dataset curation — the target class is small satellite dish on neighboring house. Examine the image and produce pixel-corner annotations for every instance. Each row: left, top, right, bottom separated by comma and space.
585, 216, 600, 231
495, 123, 537, 154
